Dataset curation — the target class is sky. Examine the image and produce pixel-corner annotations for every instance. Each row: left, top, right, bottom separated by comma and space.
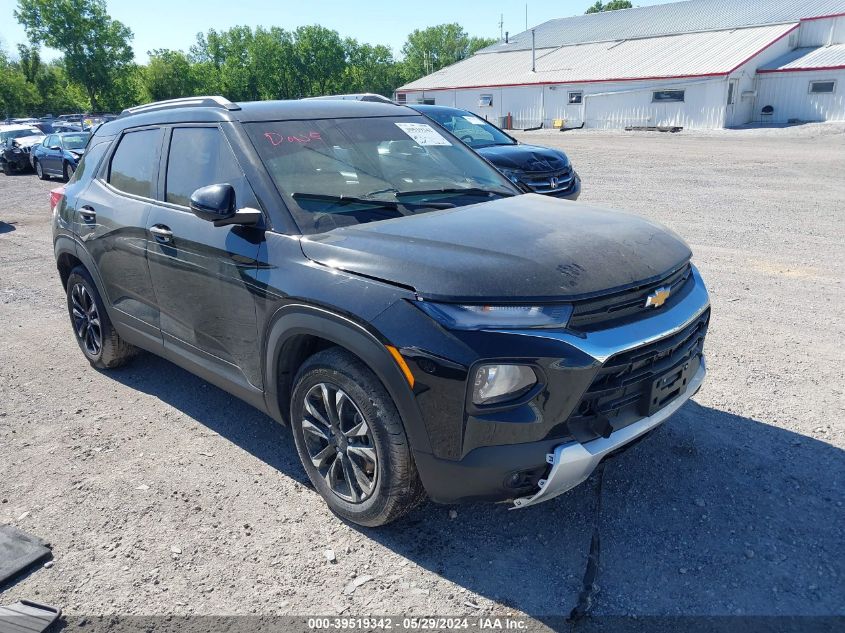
0, 0, 670, 64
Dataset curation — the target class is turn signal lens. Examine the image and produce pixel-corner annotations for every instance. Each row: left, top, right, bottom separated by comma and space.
472, 364, 536, 405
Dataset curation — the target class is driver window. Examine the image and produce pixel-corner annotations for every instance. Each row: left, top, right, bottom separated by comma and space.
165, 127, 257, 209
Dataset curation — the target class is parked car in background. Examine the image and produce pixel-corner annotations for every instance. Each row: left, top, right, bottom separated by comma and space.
51, 122, 84, 133
411, 104, 581, 200
31, 131, 90, 180
0, 124, 45, 174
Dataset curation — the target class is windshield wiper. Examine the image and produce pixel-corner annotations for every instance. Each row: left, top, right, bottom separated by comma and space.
292, 192, 398, 209
396, 187, 515, 199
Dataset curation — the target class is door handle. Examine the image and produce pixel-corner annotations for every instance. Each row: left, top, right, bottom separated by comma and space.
149, 224, 173, 244
79, 206, 96, 222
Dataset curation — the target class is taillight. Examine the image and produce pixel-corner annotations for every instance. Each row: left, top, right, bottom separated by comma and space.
50, 186, 66, 213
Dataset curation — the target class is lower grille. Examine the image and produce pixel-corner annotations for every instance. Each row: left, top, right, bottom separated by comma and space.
565, 307, 710, 442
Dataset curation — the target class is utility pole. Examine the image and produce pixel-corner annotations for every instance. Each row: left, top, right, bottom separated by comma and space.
525, 3, 528, 30
499, 13, 504, 39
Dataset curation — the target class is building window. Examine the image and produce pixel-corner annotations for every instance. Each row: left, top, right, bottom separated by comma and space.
568, 91, 583, 104
395, 93, 407, 103
653, 90, 685, 103
417, 98, 435, 105
809, 80, 835, 94
478, 94, 493, 107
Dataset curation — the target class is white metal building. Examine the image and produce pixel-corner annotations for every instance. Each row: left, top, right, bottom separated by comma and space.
396, 0, 845, 129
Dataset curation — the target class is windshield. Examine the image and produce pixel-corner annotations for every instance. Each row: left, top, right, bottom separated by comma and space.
62, 133, 90, 150
421, 110, 516, 149
0, 129, 39, 143
247, 116, 518, 234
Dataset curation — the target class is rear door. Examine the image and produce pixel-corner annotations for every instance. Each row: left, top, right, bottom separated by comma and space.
77, 127, 163, 342
145, 124, 265, 390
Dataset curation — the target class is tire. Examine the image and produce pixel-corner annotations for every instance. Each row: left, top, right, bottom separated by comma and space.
290, 347, 426, 526
66, 266, 137, 369
35, 160, 48, 180
63, 161, 74, 181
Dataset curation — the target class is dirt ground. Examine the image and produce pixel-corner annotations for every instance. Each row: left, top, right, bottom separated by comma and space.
1, 124, 843, 628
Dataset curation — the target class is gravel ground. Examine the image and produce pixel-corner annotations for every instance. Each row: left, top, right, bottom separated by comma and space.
0, 125, 843, 628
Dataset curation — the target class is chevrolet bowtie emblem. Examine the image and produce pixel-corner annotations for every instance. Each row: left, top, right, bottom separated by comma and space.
645, 286, 671, 308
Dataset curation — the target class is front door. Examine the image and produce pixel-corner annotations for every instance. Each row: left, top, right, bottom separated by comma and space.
726, 80, 739, 126
43, 135, 62, 174
145, 125, 265, 389
78, 127, 163, 338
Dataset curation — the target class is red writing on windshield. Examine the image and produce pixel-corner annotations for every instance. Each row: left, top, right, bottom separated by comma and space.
264, 131, 322, 146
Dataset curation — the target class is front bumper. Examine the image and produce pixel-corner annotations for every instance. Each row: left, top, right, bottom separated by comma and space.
512, 358, 706, 509
407, 266, 710, 504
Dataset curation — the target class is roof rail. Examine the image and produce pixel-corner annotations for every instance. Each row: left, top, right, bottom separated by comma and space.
120, 96, 241, 117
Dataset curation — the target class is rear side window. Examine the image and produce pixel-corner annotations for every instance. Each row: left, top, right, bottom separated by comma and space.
108, 129, 161, 198
165, 127, 255, 208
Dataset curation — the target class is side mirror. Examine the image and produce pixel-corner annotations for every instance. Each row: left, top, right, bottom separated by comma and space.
189, 183, 261, 227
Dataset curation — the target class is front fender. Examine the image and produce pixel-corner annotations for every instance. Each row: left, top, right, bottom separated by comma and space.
263, 303, 433, 455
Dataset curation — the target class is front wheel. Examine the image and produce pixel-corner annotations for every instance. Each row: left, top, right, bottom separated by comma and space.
35, 160, 48, 180
66, 266, 137, 369
290, 348, 426, 526
63, 161, 75, 181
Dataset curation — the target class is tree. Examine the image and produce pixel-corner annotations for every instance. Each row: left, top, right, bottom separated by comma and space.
341, 39, 400, 97
585, 1, 633, 14
294, 25, 347, 96
401, 24, 495, 83
17, 44, 41, 83
15, 0, 134, 111
143, 49, 199, 101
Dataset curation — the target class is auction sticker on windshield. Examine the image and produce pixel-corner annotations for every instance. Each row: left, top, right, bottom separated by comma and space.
394, 122, 452, 146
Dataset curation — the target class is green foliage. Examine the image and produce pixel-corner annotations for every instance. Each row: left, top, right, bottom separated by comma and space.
401, 23, 495, 81
15, 0, 134, 110
6, 6, 493, 115
585, 0, 633, 14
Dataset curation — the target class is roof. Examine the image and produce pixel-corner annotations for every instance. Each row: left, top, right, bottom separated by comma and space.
479, 0, 845, 53
400, 23, 796, 91
758, 44, 845, 72
100, 99, 416, 135
0, 124, 40, 132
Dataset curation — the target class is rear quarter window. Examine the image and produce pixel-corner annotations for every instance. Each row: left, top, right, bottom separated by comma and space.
108, 129, 162, 198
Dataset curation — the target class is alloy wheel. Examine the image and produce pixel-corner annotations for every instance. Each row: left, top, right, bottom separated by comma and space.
70, 283, 102, 357
301, 382, 378, 503
36, 161, 42, 178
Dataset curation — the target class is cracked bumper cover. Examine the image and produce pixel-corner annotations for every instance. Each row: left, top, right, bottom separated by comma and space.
512, 358, 706, 509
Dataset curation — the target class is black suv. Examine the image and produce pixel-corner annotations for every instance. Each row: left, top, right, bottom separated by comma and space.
53, 96, 710, 526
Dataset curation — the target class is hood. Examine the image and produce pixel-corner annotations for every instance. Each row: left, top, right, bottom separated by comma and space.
67, 147, 86, 156
13, 135, 45, 148
476, 144, 569, 172
299, 194, 692, 302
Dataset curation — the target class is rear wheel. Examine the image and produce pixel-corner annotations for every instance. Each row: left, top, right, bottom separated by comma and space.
66, 266, 137, 369
35, 160, 48, 180
290, 348, 426, 526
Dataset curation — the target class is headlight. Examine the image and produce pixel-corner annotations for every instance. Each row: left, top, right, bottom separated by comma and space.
415, 301, 573, 330
498, 168, 522, 185
473, 364, 536, 405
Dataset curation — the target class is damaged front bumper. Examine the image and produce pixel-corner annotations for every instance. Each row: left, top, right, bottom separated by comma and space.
512, 358, 706, 509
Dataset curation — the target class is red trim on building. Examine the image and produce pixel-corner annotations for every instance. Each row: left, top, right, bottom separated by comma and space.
403, 72, 730, 92
726, 23, 799, 74
758, 64, 845, 74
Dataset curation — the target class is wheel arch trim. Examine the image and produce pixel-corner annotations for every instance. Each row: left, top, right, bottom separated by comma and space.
263, 303, 432, 455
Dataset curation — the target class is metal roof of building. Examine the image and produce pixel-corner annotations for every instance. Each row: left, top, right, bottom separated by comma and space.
400, 23, 796, 91
477, 0, 845, 53
758, 43, 845, 72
